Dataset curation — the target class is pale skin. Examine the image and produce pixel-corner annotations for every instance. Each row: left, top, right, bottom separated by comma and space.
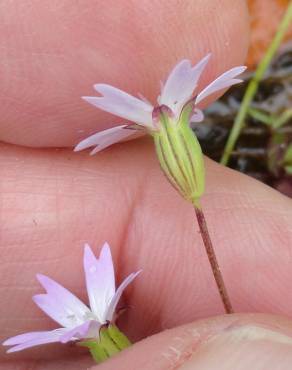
1, 1, 292, 369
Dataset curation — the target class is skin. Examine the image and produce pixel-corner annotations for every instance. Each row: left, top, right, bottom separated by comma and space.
1, 1, 292, 369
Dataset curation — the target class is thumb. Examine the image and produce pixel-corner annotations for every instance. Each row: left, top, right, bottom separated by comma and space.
96, 314, 292, 370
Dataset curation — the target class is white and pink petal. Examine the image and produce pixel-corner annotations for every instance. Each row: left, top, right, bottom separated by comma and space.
190, 108, 204, 123
74, 125, 137, 155
3, 329, 67, 353
158, 55, 210, 116
84, 84, 153, 127
59, 320, 100, 343
83, 243, 116, 323
33, 274, 90, 328
105, 270, 141, 322
195, 66, 246, 105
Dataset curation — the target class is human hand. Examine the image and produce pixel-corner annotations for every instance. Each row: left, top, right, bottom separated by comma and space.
1, 1, 292, 369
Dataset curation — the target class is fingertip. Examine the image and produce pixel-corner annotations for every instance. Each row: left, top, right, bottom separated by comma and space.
95, 314, 292, 370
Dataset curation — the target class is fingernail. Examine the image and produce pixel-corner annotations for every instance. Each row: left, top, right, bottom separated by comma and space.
179, 324, 292, 369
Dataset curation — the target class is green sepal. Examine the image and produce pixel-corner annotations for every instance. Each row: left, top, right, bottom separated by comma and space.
99, 327, 121, 356
108, 324, 132, 350
152, 104, 205, 206
78, 325, 132, 364
78, 340, 108, 363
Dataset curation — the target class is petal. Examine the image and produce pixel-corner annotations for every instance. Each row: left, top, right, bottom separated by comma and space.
59, 320, 100, 343
3, 329, 67, 353
83, 84, 153, 127
84, 243, 115, 323
190, 108, 204, 123
158, 55, 211, 116
3, 330, 61, 346
33, 274, 90, 328
74, 125, 137, 155
195, 66, 247, 105
105, 270, 141, 322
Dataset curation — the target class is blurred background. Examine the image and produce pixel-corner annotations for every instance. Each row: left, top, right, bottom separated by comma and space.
193, 0, 292, 197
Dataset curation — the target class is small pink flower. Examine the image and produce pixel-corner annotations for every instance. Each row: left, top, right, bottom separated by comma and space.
74, 55, 246, 154
3, 243, 140, 353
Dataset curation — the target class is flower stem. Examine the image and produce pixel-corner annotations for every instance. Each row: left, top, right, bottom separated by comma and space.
193, 200, 234, 314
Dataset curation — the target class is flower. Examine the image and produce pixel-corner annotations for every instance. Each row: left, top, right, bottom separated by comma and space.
74, 54, 246, 155
3, 243, 140, 353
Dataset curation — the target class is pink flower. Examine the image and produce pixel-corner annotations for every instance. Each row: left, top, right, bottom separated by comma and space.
74, 55, 246, 154
3, 243, 140, 353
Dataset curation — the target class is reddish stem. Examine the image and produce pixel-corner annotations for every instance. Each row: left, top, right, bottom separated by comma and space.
194, 205, 234, 314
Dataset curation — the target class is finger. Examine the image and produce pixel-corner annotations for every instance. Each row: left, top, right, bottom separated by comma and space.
96, 314, 292, 370
4, 314, 292, 369
1, 140, 291, 361
2, 356, 92, 370
0, 0, 249, 147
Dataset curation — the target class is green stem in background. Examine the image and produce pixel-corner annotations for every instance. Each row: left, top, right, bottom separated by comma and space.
248, 107, 274, 126
220, 2, 292, 166
193, 199, 234, 314
248, 107, 292, 129
273, 108, 292, 129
